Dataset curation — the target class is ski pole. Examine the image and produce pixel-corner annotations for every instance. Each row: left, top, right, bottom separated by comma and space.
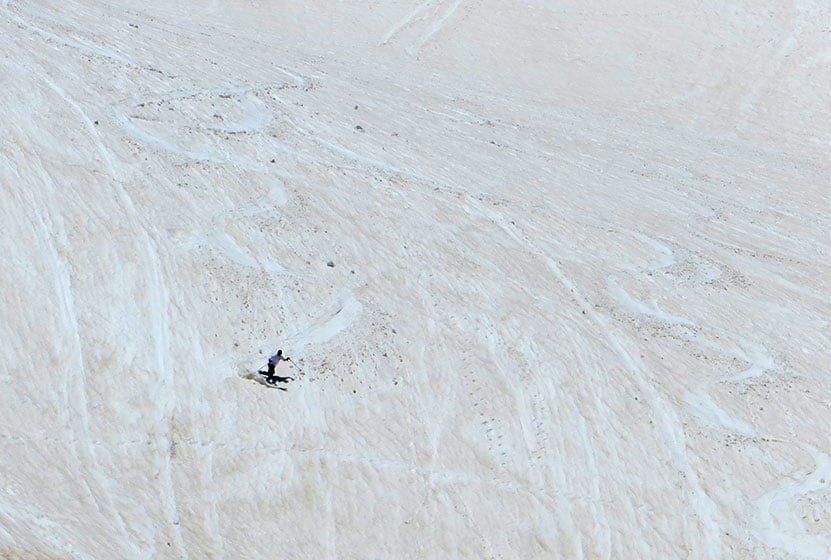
288, 359, 306, 377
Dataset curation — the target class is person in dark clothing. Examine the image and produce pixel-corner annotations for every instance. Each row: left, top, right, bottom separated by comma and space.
263, 350, 294, 384
267, 349, 290, 375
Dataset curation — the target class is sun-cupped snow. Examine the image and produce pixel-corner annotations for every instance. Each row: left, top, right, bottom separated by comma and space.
1, 1, 830, 558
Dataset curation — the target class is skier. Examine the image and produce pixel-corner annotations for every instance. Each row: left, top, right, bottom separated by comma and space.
267, 349, 291, 375
262, 349, 294, 384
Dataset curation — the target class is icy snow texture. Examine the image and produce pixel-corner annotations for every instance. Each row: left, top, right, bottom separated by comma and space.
1, 1, 830, 558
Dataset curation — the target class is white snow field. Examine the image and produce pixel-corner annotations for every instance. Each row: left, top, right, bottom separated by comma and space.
2, 0, 830, 558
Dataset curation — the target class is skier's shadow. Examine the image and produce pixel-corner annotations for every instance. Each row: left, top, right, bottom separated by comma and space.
242, 371, 293, 391
260, 372, 295, 385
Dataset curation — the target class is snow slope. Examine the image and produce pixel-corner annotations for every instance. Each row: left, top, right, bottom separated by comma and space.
1, 1, 830, 558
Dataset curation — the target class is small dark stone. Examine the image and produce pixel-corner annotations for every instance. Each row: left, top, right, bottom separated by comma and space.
326, 261, 335, 267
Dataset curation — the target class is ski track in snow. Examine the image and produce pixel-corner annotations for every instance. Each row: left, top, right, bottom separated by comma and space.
598, 219, 830, 558
472, 180, 828, 557
5, 5, 189, 554
417, 0, 464, 48
753, 445, 831, 559
607, 280, 696, 327
379, 0, 434, 45
10, 187, 103, 560
29, 67, 148, 559
65, 75, 189, 560
474, 201, 724, 556
379, 0, 464, 52
284, 295, 363, 355
207, 231, 288, 276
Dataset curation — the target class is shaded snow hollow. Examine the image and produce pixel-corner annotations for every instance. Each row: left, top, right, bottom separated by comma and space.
2, 1, 830, 558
